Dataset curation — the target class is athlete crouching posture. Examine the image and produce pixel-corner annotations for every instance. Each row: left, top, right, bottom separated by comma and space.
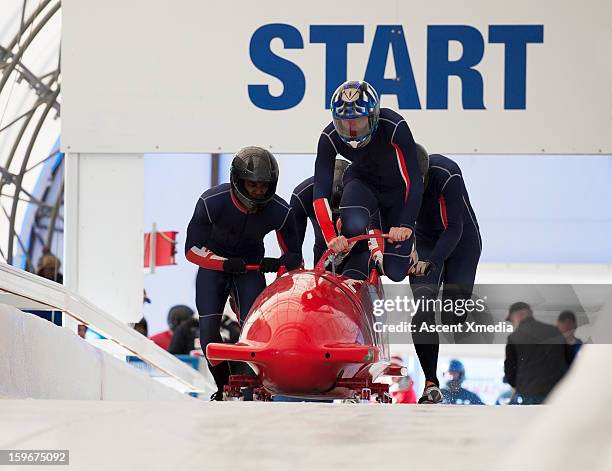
409, 146, 482, 404
313, 80, 423, 281
291, 159, 381, 279
185, 147, 301, 400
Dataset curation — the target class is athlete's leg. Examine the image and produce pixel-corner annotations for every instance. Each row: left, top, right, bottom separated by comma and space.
380, 201, 415, 282
440, 229, 482, 342
230, 270, 267, 382
410, 240, 444, 386
339, 179, 378, 238
196, 267, 231, 390
313, 244, 327, 268
341, 249, 371, 280
232, 270, 267, 324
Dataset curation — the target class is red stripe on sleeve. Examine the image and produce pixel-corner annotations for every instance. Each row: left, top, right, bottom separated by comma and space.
185, 247, 226, 270
276, 230, 288, 255
392, 143, 411, 203
439, 195, 449, 230
313, 198, 337, 244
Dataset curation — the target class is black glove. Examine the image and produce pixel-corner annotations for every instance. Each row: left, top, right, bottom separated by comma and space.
223, 257, 246, 274
259, 257, 282, 273
280, 253, 302, 271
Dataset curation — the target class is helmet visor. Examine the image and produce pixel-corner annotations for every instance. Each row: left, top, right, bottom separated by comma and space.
333, 116, 371, 142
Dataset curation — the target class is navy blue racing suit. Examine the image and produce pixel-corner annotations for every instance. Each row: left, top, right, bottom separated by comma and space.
291, 175, 383, 280
290, 176, 327, 265
410, 155, 482, 384
185, 183, 301, 388
313, 108, 423, 281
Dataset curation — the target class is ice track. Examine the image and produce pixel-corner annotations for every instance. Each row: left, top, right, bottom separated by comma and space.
0, 400, 541, 471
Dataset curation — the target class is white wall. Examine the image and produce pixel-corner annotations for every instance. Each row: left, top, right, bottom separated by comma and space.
0, 304, 189, 401
499, 294, 612, 471
61, 0, 612, 154
64, 153, 144, 323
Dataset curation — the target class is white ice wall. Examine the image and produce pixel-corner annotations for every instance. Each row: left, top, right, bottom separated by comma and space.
500, 294, 612, 471
0, 304, 189, 401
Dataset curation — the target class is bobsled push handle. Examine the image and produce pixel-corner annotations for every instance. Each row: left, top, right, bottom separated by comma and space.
315, 233, 389, 274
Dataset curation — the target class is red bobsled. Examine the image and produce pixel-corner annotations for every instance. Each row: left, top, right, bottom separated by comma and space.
207, 235, 406, 401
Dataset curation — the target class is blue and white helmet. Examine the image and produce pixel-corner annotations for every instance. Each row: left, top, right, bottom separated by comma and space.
331, 80, 380, 148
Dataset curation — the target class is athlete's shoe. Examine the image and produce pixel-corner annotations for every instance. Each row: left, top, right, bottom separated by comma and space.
210, 390, 224, 402
418, 381, 443, 404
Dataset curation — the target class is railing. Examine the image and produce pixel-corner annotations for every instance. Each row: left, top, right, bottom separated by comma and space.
0, 262, 214, 395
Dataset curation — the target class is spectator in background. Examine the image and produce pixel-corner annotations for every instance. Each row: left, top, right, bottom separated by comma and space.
169, 313, 240, 355
150, 305, 194, 350
504, 302, 571, 405
391, 375, 417, 404
557, 310, 583, 363
78, 325, 88, 338
387, 356, 417, 404
36, 250, 63, 284
441, 359, 484, 405
134, 317, 148, 336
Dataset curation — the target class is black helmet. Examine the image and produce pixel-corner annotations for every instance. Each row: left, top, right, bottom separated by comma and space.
230, 146, 279, 212
330, 159, 350, 220
167, 305, 194, 331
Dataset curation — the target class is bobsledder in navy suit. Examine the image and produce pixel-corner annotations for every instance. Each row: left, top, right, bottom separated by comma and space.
408, 147, 482, 401
312, 80, 422, 281
185, 147, 301, 397
291, 159, 383, 280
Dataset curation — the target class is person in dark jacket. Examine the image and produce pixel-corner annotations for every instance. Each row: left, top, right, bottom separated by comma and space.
557, 310, 583, 363
504, 302, 571, 404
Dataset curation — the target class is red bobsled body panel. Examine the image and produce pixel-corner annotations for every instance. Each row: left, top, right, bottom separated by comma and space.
207, 267, 391, 399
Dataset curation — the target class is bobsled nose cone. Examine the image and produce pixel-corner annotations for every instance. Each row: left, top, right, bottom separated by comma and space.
256, 326, 340, 395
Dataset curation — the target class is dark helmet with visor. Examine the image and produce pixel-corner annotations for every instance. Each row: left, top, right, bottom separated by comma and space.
331, 80, 380, 149
230, 146, 279, 213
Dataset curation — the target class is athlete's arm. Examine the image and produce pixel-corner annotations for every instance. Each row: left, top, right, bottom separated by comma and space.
313, 131, 340, 245
427, 175, 465, 269
289, 192, 309, 255
184, 198, 229, 271
275, 207, 303, 271
391, 120, 424, 232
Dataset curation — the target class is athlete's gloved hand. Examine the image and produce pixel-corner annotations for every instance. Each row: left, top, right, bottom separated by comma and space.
388, 227, 413, 243
223, 257, 247, 274
411, 260, 435, 277
328, 235, 349, 253
280, 253, 302, 271
259, 257, 282, 273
